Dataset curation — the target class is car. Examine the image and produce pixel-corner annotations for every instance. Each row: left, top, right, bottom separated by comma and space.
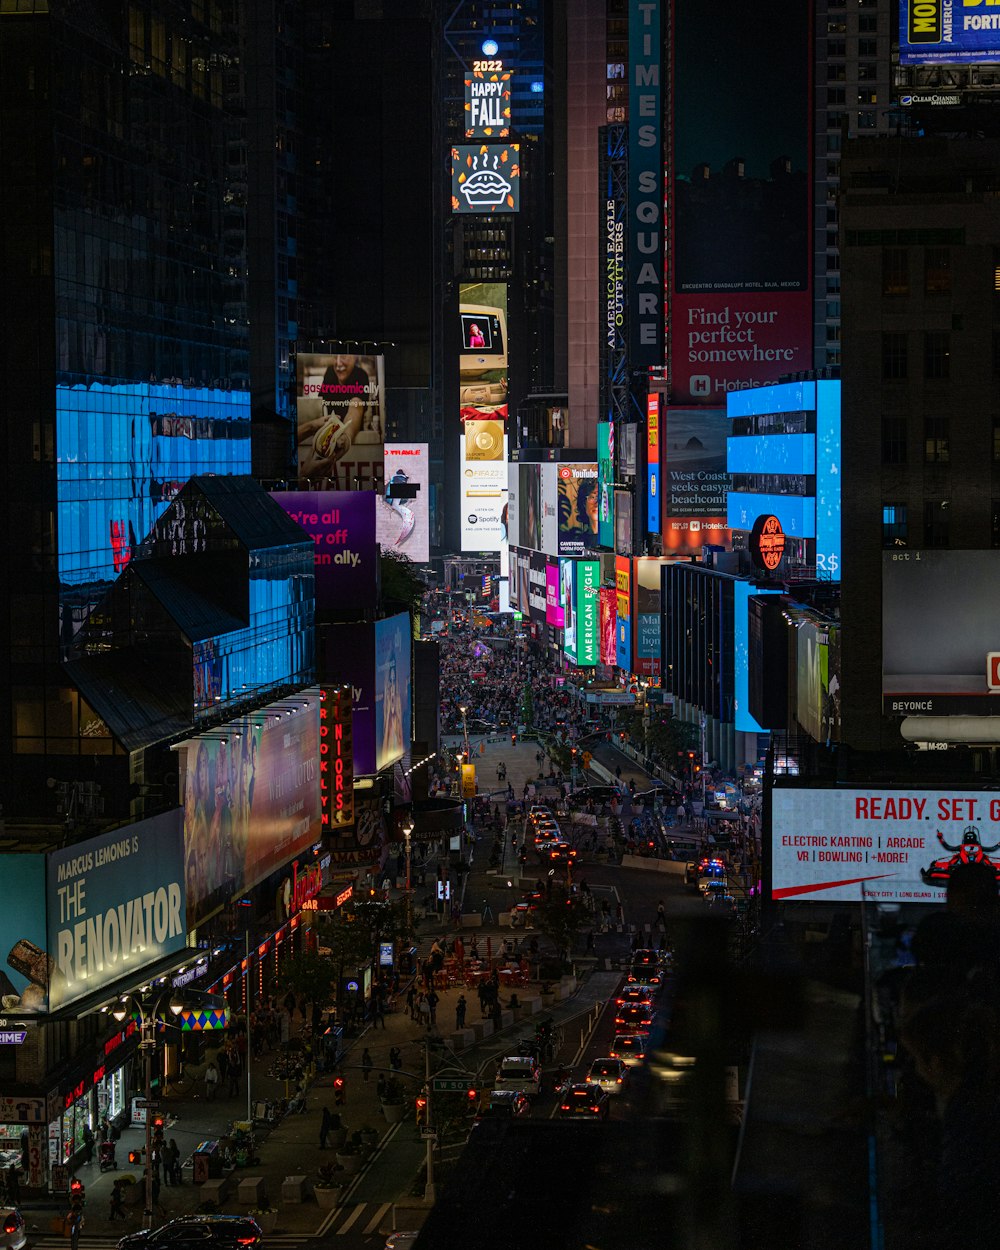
609, 1033, 648, 1067
528, 805, 553, 820
117, 1216, 264, 1250
494, 1055, 542, 1097
587, 1057, 630, 1094
627, 949, 666, 985
614, 1003, 655, 1032
615, 983, 655, 1007
532, 820, 561, 841
546, 842, 579, 864
557, 1083, 611, 1119
0, 1209, 27, 1250
475, 1089, 532, 1121
384, 1235, 421, 1250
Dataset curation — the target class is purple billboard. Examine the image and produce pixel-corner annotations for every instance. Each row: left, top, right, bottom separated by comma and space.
545, 561, 564, 627
272, 491, 378, 610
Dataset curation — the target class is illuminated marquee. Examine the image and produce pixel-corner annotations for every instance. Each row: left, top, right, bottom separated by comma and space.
750, 513, 786, 572
320, 687, 354, 831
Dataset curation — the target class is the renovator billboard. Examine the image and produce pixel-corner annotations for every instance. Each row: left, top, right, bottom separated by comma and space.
772, 787, 1000, 904
899, 0, 1000, 64
48, 811, 187, 1012
671, 0, 812, 404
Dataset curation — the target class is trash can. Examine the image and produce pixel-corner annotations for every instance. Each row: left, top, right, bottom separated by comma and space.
192, 1140, 221, 1182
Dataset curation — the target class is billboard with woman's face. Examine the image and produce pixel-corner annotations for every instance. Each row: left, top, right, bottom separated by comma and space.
375, 613, 412, 772
556, 464, 599, 556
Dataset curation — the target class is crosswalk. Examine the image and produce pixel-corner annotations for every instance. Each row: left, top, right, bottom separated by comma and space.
317, 1200, 393, 1238
28, 1234, 316, 1250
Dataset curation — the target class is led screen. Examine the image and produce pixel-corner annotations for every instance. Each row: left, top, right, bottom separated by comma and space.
378, 443, 429, 564
452, 144, 520, 213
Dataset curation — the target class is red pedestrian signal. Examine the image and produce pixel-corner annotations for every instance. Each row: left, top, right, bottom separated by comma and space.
466, 1087, 478, 1103
334, 1076, 346, 1106
415, 1095, 427, 1124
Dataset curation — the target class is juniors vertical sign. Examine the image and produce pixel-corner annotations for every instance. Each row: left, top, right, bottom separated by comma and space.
628, 0, 663, 366
321, 688, 354, 833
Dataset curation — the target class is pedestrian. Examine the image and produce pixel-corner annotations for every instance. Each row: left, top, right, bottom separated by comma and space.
151, 1169, 166, 1218
426, 989, 439, 1026
6, 1164, 19, 1205
406, 984, 417, 1019
82, 1122, 94, 1165
376, 1073, 388, 1102
204, 1060, 219, 1101
586, 929, 596, 951
361, 1048, 373, 1083
68, 1204, 84, 1250
108, 1179, 126, 1222
319, 1105, 333, 1149
656, 899, 666, 930
168, 1138, 182, 1186
389, 1046, 402, 1071
227, 1047, 241, 1098
456, 994, 467, 1029
418, 995, 431, 1030
373, 997, 387, 1029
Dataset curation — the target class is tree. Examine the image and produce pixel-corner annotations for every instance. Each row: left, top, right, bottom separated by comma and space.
533, 884, 590, 969
280, 951, 340, 1009
520, 683, 534, 730
380, 550, 427, 616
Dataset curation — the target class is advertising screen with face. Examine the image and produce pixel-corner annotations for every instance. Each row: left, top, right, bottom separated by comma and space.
295, 353, 385, 489
557, 464, 600, 556
375, 614, 412, 772
377, 444, 429, 563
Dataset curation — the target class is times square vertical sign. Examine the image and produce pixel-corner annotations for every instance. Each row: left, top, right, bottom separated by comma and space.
629, 0, 663, 367
320, 687, 354, 833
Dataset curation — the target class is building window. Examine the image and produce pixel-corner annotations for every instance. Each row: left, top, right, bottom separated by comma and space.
859, 13, 878, 31
924, 416, 950, 463
993, 416, 1000, 460
882, 332, 908, 379
858, 111, 878, 129
925, 247, 951, 295
923, 500, 950, 547
828, 39, 846, 56
859, 38, 878, 57
882, 503, 908, 546
882, 248, 909, 296
882, 416, 907, 465
828, 86, 846, 105
858, 62, 879, 80
924, 331, 951, 380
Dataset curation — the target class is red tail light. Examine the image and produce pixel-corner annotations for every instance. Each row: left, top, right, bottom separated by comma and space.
237, 1237, 259, 1245
4, 1219, 19, 1234
616, 1077, 623, 1083
560, 1104, 570, 1111
590, 1105, 600, 1113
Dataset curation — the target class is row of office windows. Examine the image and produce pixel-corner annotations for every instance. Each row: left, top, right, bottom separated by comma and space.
883, 501, 1000, 550
882, 414, 1000, 465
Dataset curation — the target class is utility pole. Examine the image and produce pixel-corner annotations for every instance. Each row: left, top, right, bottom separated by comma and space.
423, 1039, 435, 1204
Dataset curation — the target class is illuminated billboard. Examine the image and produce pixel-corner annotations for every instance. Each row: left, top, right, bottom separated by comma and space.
556, 463, 600, 555
546, 561, 564, 627
561, 558, 577, 661
320, 688, 353, 833
883, 550, 1000, 716
616, 556, 632, 672
375, 614, 412, 773
633, 555, 674, 678
272, 490, 378, 610
459, 424, 508, 552
528, 551, 548, 626
628, 0, 664, 366
599, 586, 618, 667
665, 408, 732, 518
795, 619, 840, 745
647, 394, 661, 534
464, 64, 512, 136
899, 0, 1000, 64
460, 282, 509, 417
671, 0, 811, 403
377, 444, 429, 563
518, 464, 542, 552
321, 616, 410, 776
180, 693, 321, 928
576, 559, 600, 666
597, 424, 615, 549
771, 787, 1000, 904
451, 144, 520, 214
295, 353, 385, 488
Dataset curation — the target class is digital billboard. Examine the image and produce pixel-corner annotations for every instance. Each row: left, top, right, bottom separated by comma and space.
295, 353, 385, 488
647, 393, 661, 534
452, 144, 520, 213
634, 556, 672, 678
545, 561, 564, 627
517, 550, 531, 619
899, 0, 1000, 64
528, 551, 548, 626
771, 787, 1000, 904
599, 586, 618, 667
597, 424, 615, 549
378, 444, 429, 563
48, 812, 187, 1013
272, 490, 378, 610
459, 424, 508, 552
883, 551, 1000, 716
320, 687, 353, 833
734, 580, 781, 734
518, 464, 542, 552
671, 0, 811, 404
465, 64, 512, 136
460, 282, 509, 418
615, 489, 633, 556
539, 464, 560, 556
375, 614, 412, 773
557, 463, 600, 555
180, 694, 321, 927
603, 196, 626, 360
561, 558, 577, 661
616, 556, 632, 672
665, 408, 732, 518
0, 855, 48, 1013
628, 0, 664, 366
576, 560, 600, 666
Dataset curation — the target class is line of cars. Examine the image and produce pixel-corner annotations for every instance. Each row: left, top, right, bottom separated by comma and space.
526, 804, 579, 868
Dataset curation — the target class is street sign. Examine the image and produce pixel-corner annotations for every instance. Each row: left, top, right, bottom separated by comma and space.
419, 1128, 438, 1140
431, 1078, 471, 1092
0, 1031, 26, 1045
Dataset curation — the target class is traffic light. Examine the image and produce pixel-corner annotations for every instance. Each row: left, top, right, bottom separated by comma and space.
511, 733, 517, 745
334, 1075, 346, 1105
466, 1087, 478, 1105
415, 1094, 427, 1124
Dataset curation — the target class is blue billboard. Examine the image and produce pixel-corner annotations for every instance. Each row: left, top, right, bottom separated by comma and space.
900, 0, 1000, 63
47, 811, 187, 1012
0, 856, 47, 1013
815, 380, 842, 582
628, 0, 663, 365
734, 581, 781, 734
597, 423, 615, 549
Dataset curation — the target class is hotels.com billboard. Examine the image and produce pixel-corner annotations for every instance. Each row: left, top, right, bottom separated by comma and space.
670, 0, 812, 404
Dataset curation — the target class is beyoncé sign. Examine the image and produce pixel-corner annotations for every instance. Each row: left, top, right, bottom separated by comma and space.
321, 688, 353, 832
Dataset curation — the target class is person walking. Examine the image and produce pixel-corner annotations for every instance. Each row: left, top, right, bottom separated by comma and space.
168, 1139, 182, 1186
455, 994, 467, 1029
204, 1060, 219, 1101
361, 1048, 373, 1083
319, 1106, 333, 1150
108, 1179, 126, 1222
68, 1203, 84, 1250
655, 899, 666, 931
418, 994, 432, 1031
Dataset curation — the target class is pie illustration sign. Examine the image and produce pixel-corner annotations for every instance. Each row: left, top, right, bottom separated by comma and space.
452, 144, 520, 214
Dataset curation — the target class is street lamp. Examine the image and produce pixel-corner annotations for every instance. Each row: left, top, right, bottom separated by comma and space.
112, 990, 185, 1229
403, 816, 415, 933
458, 705, 470, 763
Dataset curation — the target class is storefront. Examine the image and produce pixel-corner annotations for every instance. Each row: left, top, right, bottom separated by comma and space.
0, 1096, 45, 1189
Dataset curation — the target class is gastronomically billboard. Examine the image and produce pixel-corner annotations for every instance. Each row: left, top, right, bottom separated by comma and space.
545, 561, 564, 628
320, 687, 353, 834
48, 811, 187, 1012
883, 550, 1000, 716
616, 556, 632, 672
576, 559, 600, 666
899, 0, 1000, 64
647, 393, 661, 534
460, 422, 508, 552
771, 787, 1000, 903
378, 443, 429, 563
0, 854, 48, 1013
295, 353, 385, 488
629, 0, 663, 366
561, 558, 577, 661
671, 0, 811, 404
272, 490, 378, 610
599, 586, 618, 666
597, 424, 615, 549
665, 408, 732, 519
452, 144, 520, 213
374, 614, 412, 772
465, 62, 512, 136
557, 463, 600, 555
